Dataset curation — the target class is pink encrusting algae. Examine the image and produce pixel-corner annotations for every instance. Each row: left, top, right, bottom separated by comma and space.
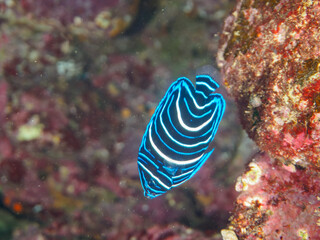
229, 153, 320, 239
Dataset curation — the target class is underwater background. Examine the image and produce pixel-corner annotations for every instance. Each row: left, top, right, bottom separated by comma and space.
0, 0, 319, 239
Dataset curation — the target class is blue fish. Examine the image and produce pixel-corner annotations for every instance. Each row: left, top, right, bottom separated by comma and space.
137, 74, 225, 198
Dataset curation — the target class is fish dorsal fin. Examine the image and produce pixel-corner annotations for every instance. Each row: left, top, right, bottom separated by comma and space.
195, 75, 219, 98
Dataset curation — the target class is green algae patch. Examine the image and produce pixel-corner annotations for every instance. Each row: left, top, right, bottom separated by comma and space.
253, 0, 281, 9
296, 58, 320, 85
17, 124, 43, 141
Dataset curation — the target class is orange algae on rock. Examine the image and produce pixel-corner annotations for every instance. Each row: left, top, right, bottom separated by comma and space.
217, 0, 320, 168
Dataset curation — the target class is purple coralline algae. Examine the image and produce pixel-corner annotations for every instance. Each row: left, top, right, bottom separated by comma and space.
217, 0, 320, 239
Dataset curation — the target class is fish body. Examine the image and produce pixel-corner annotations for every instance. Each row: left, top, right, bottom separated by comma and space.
137, 75, 225, 198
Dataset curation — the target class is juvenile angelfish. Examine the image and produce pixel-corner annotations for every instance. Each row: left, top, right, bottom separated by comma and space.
137, 75, 225, 198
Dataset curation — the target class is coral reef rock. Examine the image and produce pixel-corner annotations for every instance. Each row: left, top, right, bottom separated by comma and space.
226, 152, 320, 239
217, 0, 320, 168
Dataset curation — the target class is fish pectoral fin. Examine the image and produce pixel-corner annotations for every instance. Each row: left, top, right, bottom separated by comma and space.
171, 149, 214, 187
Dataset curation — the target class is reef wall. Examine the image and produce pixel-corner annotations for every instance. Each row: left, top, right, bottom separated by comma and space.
217, 0, 320, 239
